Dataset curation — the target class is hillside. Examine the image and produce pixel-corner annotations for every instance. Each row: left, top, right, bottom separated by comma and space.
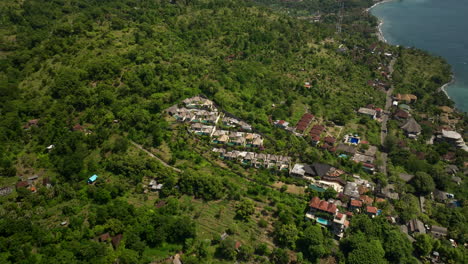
0, 0, 466, 264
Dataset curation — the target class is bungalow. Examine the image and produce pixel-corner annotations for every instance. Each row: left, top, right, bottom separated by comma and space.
351, 153, 374, 164
349, 199, 363, 211
217, 134, 230, 144
166, 105, 179, 116
430, 226, 448, 238
401, 118, 422, 139
344, 182, 360, 199
183, 96, 215, 110
433, 189, 449, 203
88, 175, 98, 184
274, 120, 289, 129
378, 184, 399, 200
308, 196, 338, 215
358, 107, 377, 119
201, 125, 216, 136
190, 123, 203, 132
254, 153, 267, 168
445, 165, 459, 175
395, 93, 417, 104
251, 135, 264, 148
359, 195, 374, 205
310, 135, 321, 145
202, 113, 220, 125
332, 213, 348, 239
311, 124, 325, 132
309, 129, 322, 137
230, 135, 246, 146
324, 137, 336, 145
222, 117, 240, 127
394, 109, 409, 120
336, 143, 357, 155
149, 179, 163, 191
290, 164, 307, 177
408, 219, 426, 235
239, 121, 252, 131
224, 151, 238, 160
437, 130, 468, 152
310, 163, 332, 177
366, 206, 378, 217
279, 156, 291, 170
243, 152, 256, 165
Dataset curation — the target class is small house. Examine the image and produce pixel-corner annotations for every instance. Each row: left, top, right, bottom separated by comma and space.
358, 108, 377, 119
408, 219, 426, 235
401, 118, 422, 139
366, 206, 378, 217
430, 226, 448, 238
349, 199, 363, 211
16, 181, 29, 189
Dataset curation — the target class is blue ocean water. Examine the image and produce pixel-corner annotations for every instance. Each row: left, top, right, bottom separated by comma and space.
371, 0, 468, 112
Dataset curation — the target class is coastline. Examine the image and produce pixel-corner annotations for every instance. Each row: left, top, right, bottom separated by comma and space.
439, 75, 455, 99
368, 0, 461, 111
376, 19, 387, 43
366, 0, 396, 12
367, 0, 398, 43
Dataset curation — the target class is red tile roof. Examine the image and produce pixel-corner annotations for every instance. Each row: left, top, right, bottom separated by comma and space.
321, 143, 330, 149
309, 197, 337, 214
375, 198, 386, 203
350, 199, 362, 207
312, 125, 325, 131
360, 195, 373, 204
309, 129, 322, 136
324, 137, 336, 144
336, 213, 343, 220
311, 135, 320, 141
16, 181, 29, 188
367, 206, 378, 214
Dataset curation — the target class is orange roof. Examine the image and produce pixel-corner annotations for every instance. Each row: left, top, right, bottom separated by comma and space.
367, 206, 378, 214
360, 195, 373, 204
375, 198, 386, 203
309, 197, 337, 214
350, 199, 362, 207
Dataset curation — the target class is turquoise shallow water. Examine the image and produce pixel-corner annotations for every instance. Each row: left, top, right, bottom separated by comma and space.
371, 0, 468, 112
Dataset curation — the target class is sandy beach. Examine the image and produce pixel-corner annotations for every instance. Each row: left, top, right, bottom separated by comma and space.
439, 75, 455, 99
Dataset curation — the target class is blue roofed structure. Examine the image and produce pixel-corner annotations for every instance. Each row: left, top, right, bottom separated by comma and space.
88, 174, 98, 184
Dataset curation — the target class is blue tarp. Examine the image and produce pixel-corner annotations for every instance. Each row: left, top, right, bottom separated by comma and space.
88, 174, 98, 183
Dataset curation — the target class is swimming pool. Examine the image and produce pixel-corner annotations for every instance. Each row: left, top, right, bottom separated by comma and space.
309, 185, 326, 192
349, 137, 360, 144
316, 217, 329, 226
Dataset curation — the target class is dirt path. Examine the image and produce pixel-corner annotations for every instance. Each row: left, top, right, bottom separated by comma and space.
130, 141, 182, 173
